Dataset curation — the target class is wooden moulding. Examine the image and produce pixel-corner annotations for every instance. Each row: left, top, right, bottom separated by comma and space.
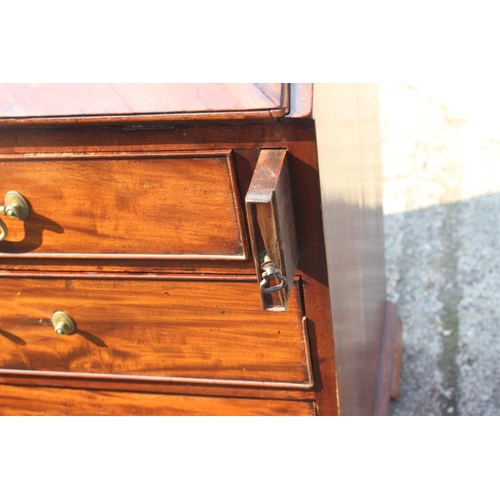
0, 150, 248, 260
375, 301, 403, 416
245, 149, 299, 312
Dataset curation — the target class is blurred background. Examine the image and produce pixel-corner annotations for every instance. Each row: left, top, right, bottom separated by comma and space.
380, 83, 500, 415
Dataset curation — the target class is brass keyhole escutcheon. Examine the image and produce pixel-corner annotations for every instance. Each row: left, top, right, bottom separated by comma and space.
52, 312, 75, 336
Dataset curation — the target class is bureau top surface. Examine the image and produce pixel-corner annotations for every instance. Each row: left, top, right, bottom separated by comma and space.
0, 84, 312, 125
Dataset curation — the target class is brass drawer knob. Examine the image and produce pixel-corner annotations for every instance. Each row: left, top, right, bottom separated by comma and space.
52, 312, 75, 336
1, 191, 30, 220
0, 191, 30, 241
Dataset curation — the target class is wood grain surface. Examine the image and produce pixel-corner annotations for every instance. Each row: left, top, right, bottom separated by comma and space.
0, 84, 289, 125
0, 384, 316, 416
0, 84, 347, 415
0, 117, 340, 415
0, 277, 313, 387
0, 151, 246, 259
314, 84, 387, 415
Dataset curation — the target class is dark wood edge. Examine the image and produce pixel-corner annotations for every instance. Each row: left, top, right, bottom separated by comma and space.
0, 111, 279, 127
374, 301, 402, 416
0, 376, 317, 401
0, 253, 248, 260
0, 271, 262, 280
1, 252, 248, 262
0, 149, 234, 160
2, 271, 310, 280
0, 149, 249, 261
302, 316, 315, 389
228, 150, 250, 260
270, 84, 290, 118
270, 155, 298, 302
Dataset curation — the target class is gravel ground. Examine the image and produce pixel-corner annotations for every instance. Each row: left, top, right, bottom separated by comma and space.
380, 83, 500, 416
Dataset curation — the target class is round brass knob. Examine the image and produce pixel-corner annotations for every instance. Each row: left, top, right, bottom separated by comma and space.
52, 311, 75, 336
4, 191, 29, 220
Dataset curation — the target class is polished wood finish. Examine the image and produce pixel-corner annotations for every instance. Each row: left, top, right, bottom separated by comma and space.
0, 83, 395, 415
246, 149, 298, 311
0, 384, 316, 416
0, 151, 246, 260
0, 277, 312, 387
0, 84, 290, 125
314, 84, 389, 415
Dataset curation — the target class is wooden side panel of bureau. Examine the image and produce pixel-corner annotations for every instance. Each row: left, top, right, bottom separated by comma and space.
0, 84, 398, 415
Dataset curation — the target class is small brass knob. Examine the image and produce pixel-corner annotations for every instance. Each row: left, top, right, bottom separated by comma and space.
52, 311, 75, 336
2, 191, 29, 220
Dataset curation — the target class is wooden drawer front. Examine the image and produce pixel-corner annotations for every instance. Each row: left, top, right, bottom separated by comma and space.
0, 385, 316, 416
0, 151, 246, 259
0, 277, 313, 388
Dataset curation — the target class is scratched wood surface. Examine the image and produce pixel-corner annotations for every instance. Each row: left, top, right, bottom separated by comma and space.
0, 384, 316, 416
0, 277, 313, 387
0, 151, 246, 259
0, 84, 288, 124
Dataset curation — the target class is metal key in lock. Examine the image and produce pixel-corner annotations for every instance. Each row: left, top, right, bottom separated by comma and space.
259, 253, 287, 294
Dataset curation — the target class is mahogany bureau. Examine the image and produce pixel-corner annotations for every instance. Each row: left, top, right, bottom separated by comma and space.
0, 83, 401, 416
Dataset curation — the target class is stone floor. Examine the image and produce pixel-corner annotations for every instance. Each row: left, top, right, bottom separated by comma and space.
380, 83, 500, 415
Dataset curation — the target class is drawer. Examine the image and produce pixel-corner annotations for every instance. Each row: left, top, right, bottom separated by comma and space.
0, 151, 246, 260
0, 384, 316, 416
0, 277, 313, 388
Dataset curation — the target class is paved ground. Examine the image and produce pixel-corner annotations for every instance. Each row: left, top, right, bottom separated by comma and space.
380, 83, 500, 415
